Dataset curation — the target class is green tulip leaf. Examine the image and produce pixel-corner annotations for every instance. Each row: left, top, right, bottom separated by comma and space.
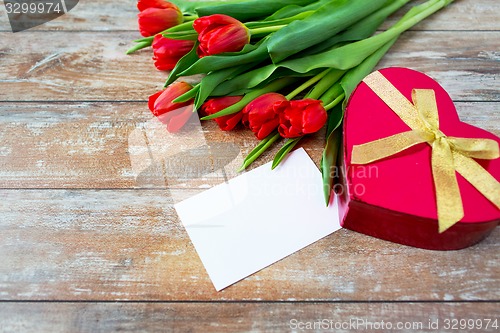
173, 84, 200, 103
272, 137, 301, 169
212, 65, 325, 98
263, 5, 308, 21
211, 64, 278, 97
264, 0, 329, 20
194, 64, 257, 110
126, 40, 153, 55
170, 0, 246, 15
180, 39, 269, 76
267, 0, 388, 63
321, 126, 341, 205
163, 31, 198, 40
164, 41, 200, 87
238, 131, 281, 172
280, 0, 454, 74
306, 70, 345, 100
340, 38, 398, 102
195, 0, 316, 21
294, 0, 410, 58
245, 10, 313, 29
320, 37, 399, 205
164, 21, 194, 33
201, 77, 296, 120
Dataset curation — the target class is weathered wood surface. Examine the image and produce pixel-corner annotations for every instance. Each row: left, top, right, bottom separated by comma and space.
0, 102, 498, 188
0, 0, 499, 331
0, 0, 498, 31
0, 302, 498, 332
1, 189, 499, 301
0, 31, 499, 101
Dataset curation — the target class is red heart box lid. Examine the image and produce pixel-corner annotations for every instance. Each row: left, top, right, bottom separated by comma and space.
343, 67, 500, 226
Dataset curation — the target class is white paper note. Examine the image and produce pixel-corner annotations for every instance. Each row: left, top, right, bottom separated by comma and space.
174, 148, 341, 291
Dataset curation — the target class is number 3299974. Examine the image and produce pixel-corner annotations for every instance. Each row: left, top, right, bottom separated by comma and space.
5, 1, 64, 14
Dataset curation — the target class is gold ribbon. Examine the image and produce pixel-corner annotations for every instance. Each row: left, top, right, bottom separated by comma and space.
351, 71, 500, 233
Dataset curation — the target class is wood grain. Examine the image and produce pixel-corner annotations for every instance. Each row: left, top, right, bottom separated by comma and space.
0, 31, 499, 101
0, 188, 498, 301
0, 0, 498, 31
0, 302, 498, 333
0, 102, 497, 188
0, 0, 499, 330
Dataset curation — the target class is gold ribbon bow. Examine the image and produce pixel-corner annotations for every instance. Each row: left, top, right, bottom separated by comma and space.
351, 71, 500, 233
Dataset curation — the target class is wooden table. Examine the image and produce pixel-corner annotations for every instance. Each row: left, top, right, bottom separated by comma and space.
0, 0, 498, 331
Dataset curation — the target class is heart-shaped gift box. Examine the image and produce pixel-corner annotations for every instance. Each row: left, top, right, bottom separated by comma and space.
338, 67, 500, 250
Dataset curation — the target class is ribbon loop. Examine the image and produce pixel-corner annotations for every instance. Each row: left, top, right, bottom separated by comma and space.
431, 137, 464, 232
351, 71, 500, 233
413, 89, 439, 131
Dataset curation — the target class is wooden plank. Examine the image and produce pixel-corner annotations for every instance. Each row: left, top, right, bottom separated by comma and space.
0, 302, 498, 332
382, 0, 500, 31
0, 102, 498, 189
0, 101, 316, 188
0, 0, 498, 31
0, 188, 498, 301
0, 0, 137, 32
0, 31, 499, 101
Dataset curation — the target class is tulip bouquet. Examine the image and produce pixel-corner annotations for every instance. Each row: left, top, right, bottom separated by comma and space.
128, 0, 455, 204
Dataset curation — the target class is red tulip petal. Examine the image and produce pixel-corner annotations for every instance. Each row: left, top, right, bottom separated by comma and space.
138, 7, 182, 37
148, 90, 164, 112
165, 106, 194, 133
302, 107, 327, 134
150, 82, 193, 117
152, 35, 194, 71
215, 112, 243, 131
204, 25, 249, 55
193, 14, 242, 33
276, 99, 327, 138
272, 100, 289, 115
137, 0, 178, 11
256, 119, 280, 140
242, 93, 286, 138
194, 14, 249, 57
200, 96, 244, 131
201, 96, 243, 116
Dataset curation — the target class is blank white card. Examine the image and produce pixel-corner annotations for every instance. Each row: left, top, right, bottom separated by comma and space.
174, 148, 341, 291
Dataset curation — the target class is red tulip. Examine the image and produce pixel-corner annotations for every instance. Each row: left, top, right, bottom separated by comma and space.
137, 0, 183, 37
242, 93, 287, 140
152, 35, 195, 71
148, 82, 194, 133
137, 0, 173, 11
193, 14, 250, 57
275, 99, 327, 138
200, 96, 244, 131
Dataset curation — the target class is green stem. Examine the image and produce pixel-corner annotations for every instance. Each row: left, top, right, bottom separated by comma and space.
201, 77, 297, 120
272, 137, 302, 169
133, 36, 154, 43
126, 40, 153, 54
306, 70, 345, 100
164, 20, 195, 33
249, 25, 286, 38
183, 14, 198, 21
127, 20, 196, 54
173, 84, 200, 104
374, 0, 455, 46
163, 32, 198, 40
286, 69, 332, 100
324, 93, 345, 111
133, 22, 194, 43
238, 132, 281, 172
321, 128, 341, 205
319, 83, 343, 106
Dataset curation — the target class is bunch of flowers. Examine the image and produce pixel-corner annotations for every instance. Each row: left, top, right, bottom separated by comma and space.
129, 0, 455, 204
